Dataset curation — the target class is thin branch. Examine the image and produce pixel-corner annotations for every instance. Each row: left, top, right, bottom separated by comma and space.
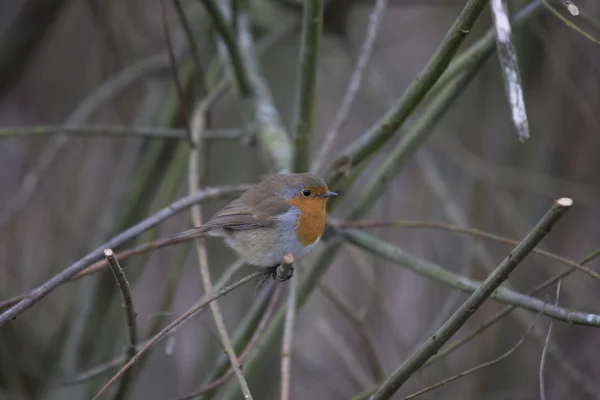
369, 198, 572, 400
173, 0, 205, 80
188, 101, 253, 398
0, 184, 249, 325
161, 0, 194, 146
312, 0, 387, 174
402, 312, 541, 400
540, 281, 562, 400
0, 125, 241, 140
327, 0, 488, 189
199, 0, 254, 96
337, 219, 600, 280
0, 52, 176, 232
92, 271, 262, 400
319, 282, 384, 381
281, 271, 298, 400
342, 223, 600, 328
103, 249, 138, 400
293, 0, 324, 172
173, 284, 283, 400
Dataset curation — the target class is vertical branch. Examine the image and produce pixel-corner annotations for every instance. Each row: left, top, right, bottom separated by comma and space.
103, 249, 138, 400
370, 198, 573, 400
312, 0, 388, 174
187, 101, 253, 399
281, 269, 298, 400
294, 0, 324, 172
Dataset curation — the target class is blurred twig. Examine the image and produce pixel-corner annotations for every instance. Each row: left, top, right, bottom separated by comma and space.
312, 0, 387, 174
0, 125, 241, 140
293, 0, 324, 172
281, 271, 297, 400
0, 52, 178, 234
0, 185, 249, 323
319, 282, 384, 382
540, 281, 562, 400
402, 312, 541, 400
337, 219, 600, 280
91, 271, 263, 400
103, 249, 138, 400
369, 198, 572, 399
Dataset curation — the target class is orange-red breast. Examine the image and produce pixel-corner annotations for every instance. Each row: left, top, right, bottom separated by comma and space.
174, 173, 336, 275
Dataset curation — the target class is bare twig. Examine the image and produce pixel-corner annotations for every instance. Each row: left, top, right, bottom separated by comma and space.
173, 0, 205, 79
0, 184, 249, 324
346, 67, 483, 220
188, 99, 252, 398
312, 0, 387, 173
60, 258, 247, 388
293, 0, 324, 172
540, 281, 562, 400
337, 219, 600, 280
161, 0, 194, 146
92, 271, 262, 400
342, 225, 600, 327
0, 125, 241, 140
402, 312, 541, 400
369, 198, 572, 400
281, 271, 298, 400
103, 249, 138, 400
490, 0, 530, 141
327, 0, 488, 189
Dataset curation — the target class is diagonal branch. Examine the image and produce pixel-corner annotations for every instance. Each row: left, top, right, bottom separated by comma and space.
327, 0, 488, 188
369, 198, 572, 400
91, 271, 262, 400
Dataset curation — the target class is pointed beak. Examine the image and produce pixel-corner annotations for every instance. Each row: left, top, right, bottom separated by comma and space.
321, 191, 337, 198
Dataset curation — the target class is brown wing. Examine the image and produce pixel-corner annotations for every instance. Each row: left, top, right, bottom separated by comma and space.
203, 191, 291, 231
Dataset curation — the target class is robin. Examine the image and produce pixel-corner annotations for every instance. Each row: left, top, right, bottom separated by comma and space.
173, 173, 336, 280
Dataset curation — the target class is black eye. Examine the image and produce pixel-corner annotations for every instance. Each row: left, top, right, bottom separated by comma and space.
302, 189, 311, 197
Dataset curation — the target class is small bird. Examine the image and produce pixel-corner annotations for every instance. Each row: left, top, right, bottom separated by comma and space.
174, 173, 336, 280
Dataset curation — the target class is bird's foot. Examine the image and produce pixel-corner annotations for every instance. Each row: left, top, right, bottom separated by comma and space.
259, 264, 294, 282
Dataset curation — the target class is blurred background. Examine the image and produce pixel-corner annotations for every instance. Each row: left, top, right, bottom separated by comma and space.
1, 0, 600, 399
